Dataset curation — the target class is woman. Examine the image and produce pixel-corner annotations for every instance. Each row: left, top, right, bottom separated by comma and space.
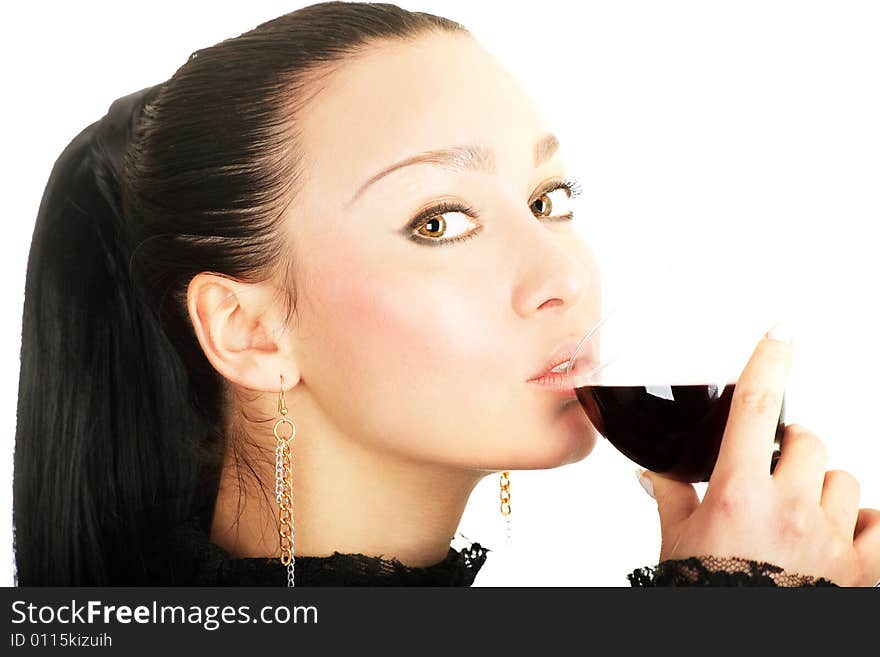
13, 1, 879, 587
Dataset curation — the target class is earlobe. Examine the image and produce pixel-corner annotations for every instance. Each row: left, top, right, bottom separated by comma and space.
186, 273, 300, 393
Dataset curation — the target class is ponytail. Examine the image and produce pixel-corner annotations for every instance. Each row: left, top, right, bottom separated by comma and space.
13, 86, 215, 585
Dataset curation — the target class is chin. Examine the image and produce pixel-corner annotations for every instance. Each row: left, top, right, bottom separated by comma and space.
561, 423, 598, 465
509, 406, 599, 470
552, 398, 599, 466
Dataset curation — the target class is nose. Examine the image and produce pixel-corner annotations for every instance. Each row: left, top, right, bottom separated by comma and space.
509, 214, 592, 318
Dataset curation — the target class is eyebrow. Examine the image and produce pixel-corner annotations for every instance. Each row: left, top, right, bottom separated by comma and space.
344, 132, 560, 209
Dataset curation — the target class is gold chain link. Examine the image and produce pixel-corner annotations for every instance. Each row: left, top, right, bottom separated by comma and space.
499, 470, 511, 516
274, 384, 296, 567
278, 441, 293, 565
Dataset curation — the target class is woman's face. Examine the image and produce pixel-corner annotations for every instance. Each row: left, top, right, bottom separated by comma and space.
285, 33, 601, 472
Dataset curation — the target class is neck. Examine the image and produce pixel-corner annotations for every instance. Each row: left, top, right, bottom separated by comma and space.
210, 392, 488, 567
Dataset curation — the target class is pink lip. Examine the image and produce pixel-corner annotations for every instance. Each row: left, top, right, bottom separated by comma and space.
526, 336, 585, 383
526, 373, 580, 400
526, 334, 599, 400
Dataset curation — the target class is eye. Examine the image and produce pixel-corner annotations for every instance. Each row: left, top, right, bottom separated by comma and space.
406, 200, 482, 247
530, 177, 583, 221
404, 176, 583, 247
410, 201, 481, 246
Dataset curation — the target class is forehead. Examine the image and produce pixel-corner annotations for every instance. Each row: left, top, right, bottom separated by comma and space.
295, 33, 551, 208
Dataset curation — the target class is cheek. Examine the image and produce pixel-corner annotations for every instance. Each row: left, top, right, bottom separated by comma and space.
337, 270, 481, 379
306, 255, 500, 458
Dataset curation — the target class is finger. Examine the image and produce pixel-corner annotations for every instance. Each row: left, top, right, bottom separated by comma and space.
639, 469, 700, 536
712, 326, 792, 486
771, 424, 828, 506
854, 507, 880, 543
853, 508, 880, 584
819, 469, 861, 537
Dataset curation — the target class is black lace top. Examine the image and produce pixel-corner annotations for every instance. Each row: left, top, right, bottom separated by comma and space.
145, 516, 837, 586
145, 516, 490, 586
628, 555, 838, 587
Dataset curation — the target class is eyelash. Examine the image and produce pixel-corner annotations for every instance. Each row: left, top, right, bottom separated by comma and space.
406, 176, 584, 247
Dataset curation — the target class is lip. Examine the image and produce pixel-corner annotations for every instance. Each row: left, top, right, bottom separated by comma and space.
525, 335, 596, 401
526, 372, 580, 399
526, 336, 585, 383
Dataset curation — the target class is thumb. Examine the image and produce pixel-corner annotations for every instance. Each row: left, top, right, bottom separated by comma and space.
636, 468, 700, 528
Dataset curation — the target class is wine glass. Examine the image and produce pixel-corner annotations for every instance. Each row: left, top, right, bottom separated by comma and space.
564, 300, 785, 483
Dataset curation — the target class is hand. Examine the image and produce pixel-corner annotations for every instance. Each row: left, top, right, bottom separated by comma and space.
639, 326, 880, 586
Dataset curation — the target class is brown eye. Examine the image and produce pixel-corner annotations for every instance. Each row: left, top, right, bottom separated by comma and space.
530, 179, 580, 221
408, 203, 481, 246
531, 193, 553, 218
417, 215, 447, 238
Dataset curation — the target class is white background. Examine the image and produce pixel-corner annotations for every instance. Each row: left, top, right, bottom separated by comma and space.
1, 0, 878, 586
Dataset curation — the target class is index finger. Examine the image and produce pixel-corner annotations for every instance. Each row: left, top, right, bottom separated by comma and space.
711, 324, 793, 486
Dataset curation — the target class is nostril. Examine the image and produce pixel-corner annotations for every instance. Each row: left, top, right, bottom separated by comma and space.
537, 298, 564, 311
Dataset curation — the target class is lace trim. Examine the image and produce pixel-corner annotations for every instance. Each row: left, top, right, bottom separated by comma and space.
144, 516, 490, 586
628, 555, 838, 587
233, 541, 491, 587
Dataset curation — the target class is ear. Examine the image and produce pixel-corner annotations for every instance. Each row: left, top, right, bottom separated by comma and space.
186, 272, 300, 393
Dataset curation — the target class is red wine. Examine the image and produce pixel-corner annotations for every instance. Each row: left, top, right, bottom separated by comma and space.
575, 383, 785, 483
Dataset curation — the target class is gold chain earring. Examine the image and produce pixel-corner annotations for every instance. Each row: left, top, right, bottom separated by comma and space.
274, 374, 297, 587
499, 471, 512, 546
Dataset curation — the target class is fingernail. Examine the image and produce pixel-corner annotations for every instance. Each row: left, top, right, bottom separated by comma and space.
635, 467, 655, 499
766, 321, 794, 345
